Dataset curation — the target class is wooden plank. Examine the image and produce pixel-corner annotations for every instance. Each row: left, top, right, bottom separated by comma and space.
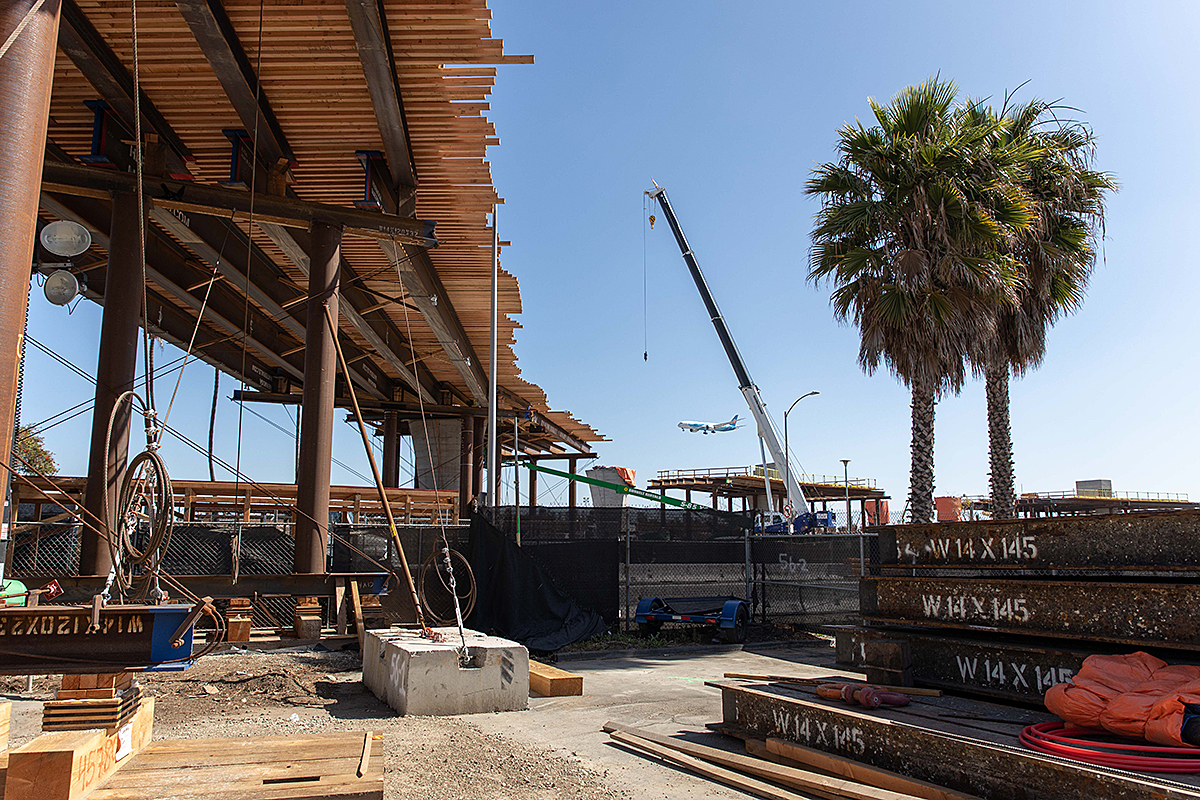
0, 702, 9, 750
762, 738, 980, 800
609, 729, 869, 800
605, 723, 922, 800
529, 660, 582, 697
349, 579, 365, 649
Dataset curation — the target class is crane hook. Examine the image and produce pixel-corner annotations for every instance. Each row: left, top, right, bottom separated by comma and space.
648, 214, 656, 230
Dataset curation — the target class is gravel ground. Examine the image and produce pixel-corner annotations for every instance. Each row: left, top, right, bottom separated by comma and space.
12, 649, 629, 800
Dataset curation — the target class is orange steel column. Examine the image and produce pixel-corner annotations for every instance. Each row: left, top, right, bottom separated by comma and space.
0, 0, 61, 554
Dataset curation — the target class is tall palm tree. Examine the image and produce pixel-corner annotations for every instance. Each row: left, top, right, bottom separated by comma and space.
975, 99, 1116, 518
806, 78, 1037, 523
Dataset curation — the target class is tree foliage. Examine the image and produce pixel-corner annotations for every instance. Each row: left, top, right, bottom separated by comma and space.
12, 425, 57, 476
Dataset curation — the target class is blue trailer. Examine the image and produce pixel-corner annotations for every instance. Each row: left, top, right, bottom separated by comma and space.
634, 595, 749, 643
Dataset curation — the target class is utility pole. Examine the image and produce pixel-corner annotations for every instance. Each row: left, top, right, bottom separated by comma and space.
841, 459, 851, 534
784, 391, 818, 532
486, 205, 498, 507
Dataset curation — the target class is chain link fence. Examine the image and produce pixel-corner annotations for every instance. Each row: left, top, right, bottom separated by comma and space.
483, 507, 878, 632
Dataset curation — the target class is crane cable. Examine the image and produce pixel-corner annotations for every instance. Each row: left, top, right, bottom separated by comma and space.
392, 237, 473, 654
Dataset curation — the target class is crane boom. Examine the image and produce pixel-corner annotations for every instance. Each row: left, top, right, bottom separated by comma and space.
647, 185, 810, 518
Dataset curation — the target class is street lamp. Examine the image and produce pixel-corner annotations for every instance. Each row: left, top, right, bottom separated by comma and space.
841, 458, 851, 533
783, 391, 819, 532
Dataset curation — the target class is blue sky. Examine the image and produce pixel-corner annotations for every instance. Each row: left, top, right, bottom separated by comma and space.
23, 1, 1200, 510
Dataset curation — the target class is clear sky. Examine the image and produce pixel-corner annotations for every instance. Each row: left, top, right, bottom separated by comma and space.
22, 1, 1200, 512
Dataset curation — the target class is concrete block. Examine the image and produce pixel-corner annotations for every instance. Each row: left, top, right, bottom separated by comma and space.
362, 627, 528, 716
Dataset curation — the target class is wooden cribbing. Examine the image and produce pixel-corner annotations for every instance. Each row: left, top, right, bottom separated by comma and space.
723, 673, 942, 697
529, 661, 583, 697
7, 696, 153, 800
0, 701, 11, 751
757, 738, 980, 800
603, 721, 923, 800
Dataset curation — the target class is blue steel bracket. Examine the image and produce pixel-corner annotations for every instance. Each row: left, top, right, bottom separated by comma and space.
146, 605, 198, 672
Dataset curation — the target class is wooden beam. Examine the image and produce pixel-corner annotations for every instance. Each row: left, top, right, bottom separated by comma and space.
56, 0, 194, 177
175, 0, 296, 166
529, 661, 582, 697
41, 161, 436, 246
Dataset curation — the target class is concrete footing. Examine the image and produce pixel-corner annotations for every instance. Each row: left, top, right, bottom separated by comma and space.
362, 627, 528, 716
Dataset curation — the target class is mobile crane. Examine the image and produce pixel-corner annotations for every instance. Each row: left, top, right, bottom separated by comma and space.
646, 183, 816, 533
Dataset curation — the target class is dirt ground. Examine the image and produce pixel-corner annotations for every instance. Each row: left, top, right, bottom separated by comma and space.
9, 648, 628, 800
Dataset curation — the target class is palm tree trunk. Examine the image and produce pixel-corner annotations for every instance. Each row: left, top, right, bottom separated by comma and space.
986, 360, 1016, 519
908, 374, 936, 523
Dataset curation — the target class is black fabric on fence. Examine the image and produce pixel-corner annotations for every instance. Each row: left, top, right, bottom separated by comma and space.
468, 514, 607, 652
523, 540, 619, 624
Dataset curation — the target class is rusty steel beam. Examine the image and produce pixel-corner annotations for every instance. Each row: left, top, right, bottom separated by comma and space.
718, 681, 1197, 800
17, 573, 386, 604
878, 509, 1200, 571
57, 0, 194, 177
831, 626, 1096, 704
39, 191, 304, 387
175, 0, 295, 166
81, 191, 144, 576
343, 0, 417, 200
41, 160, 436, 246
862, 576, 1200, 649
295, 221, 342, 574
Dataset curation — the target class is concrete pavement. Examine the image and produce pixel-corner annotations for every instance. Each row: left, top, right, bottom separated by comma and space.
472, 641, 859, 800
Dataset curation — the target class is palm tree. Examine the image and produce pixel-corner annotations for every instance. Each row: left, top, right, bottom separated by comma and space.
975, 98, 1116, 518
806, 78, 1037, 523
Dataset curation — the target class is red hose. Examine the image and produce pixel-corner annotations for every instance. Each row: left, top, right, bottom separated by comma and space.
1021, 722, 1200, 773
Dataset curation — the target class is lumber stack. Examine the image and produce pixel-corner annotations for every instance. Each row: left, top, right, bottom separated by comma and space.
44, 674, 142, 733
836, 511, 1200, 703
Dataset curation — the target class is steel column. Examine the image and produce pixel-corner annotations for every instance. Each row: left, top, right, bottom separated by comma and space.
381, 410, 398, 488
458, 413, 473, 512
81, 191, 144, 575
294, 221, 341, 574
471, 414, 484, 503
0, 0, 61, 566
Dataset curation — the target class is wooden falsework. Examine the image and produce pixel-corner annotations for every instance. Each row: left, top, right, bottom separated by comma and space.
529, 661, 582, 697
7, 696, 154, 800
604, 723, 919, 800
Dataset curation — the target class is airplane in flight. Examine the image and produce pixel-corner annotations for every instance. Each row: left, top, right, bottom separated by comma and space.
678, 414, 741, 435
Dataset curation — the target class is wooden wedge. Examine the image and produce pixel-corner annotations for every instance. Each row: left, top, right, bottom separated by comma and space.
765, 737, 980, 800
603, 721, 922, 800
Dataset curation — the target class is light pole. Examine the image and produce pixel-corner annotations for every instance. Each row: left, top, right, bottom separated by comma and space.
783, 391, 818, 533
841, 459, 851, 533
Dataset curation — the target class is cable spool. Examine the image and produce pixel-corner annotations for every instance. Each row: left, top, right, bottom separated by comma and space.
418, 547, 476, 626
1021, 721, 1200, 773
